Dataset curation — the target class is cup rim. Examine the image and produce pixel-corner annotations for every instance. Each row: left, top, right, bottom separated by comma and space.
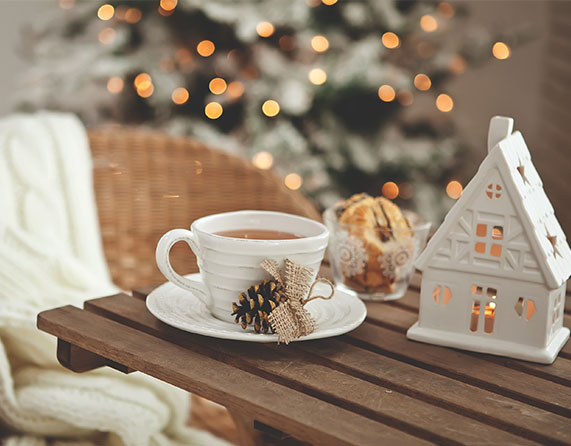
323, 206, 431, 232
191, 210, 329, 243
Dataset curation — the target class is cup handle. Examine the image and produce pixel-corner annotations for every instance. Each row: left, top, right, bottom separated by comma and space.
155, 229, 211, 308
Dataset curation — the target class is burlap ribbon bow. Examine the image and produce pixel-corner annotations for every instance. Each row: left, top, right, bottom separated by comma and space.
261, 258, 334, 344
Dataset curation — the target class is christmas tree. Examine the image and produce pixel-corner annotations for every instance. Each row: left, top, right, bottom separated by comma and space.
19, 0, 502, 221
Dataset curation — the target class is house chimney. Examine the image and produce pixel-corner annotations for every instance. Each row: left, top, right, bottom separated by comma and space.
487, 116, 514, 153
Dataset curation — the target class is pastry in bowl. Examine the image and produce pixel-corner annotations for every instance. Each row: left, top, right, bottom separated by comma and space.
324, 193, 430, 301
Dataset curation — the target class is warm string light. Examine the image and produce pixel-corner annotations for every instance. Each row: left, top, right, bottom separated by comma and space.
446, 180, 463, 199
436, 93, 454, 112
378, 85, 396, 102
124, 8, 142, 24
413, 73, 431, 91
209, 78, 227, 95
107, 76, 124, 94
308, 68, 327, 85
492, 42, 510, 60
134, 73, 154, 98
97, 4, 114, 20
197, 40, 215, 57
252, 151, 274, 170
262, 100, 280, 117
397, 90, 413, 106
381, 32, 400, 49
284, 173, 303, 190
98, 28, 116, 44
226, 81, 245, 100
382, 182, 399, 199
59, 0, 75, 9
437, 2, 455, 18
256, 21, 275, 38
172, 87, 189, 105
160, 0, 177, 11
449, 55, 467, 74
311, 35, 329, 52
205, 102, 223, 119
420, 14, 438, 32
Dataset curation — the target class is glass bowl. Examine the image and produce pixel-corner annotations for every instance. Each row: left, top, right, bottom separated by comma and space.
323, 205, 431, 301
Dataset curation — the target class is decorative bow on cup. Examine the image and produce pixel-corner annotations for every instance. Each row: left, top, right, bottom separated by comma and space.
231, 258, 334, 344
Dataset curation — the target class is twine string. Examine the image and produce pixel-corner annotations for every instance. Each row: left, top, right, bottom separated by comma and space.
301, 277, 335, 306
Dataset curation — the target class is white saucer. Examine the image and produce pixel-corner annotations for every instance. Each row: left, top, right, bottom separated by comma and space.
146, 273, 367, 342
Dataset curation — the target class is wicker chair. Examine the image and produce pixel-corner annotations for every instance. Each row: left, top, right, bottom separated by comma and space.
89, 126, 321, 291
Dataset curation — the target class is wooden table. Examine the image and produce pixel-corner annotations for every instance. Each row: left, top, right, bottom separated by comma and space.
37, 273, 571, 446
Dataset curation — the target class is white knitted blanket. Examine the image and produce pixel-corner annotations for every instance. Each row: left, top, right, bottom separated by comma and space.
0, 113, 228, 446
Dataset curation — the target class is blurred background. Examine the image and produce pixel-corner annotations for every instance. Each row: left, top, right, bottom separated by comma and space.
0, 0, 568, 230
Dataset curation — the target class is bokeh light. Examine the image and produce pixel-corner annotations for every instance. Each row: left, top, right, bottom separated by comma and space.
205, 102, 223, 119
252, 151, 274, 170
449, 55, 467, 74
308, 68, 327, 85
124, 8, 142, 24
134, 73, 151, 89
322, 0, 338, 5
378, 85, 396, 102
106, 76, 124, 94
160, 0, 177, 11
436, 93, 454, 112
382, 182, 399, 199
171, 87, 189, 105
381, 32, 400, 49
397, 90, 413, 106
413, 73, 431, 91
492, 42, 510, 60
420, 15, 438, 32
437, 2, 455, 18
97, 4, 114, 20
197, 40, 215, 57
284, 173, 303, 190
209, 78, 227, 95
262, 100, 280, 117
311, 35, 329, 52
227, 81, 245, 99
137, 83, 154, 98
446, 180, 463, 199
59, 0, 75, 9
98, 28, 116, 44
256, 21, 275, 38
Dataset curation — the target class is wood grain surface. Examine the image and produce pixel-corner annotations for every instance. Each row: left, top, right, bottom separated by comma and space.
37, 273, 571, 446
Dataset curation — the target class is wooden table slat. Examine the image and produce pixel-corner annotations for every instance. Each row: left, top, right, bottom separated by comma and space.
84, 294, 546, 446
37, 305, 425, 446
348, 322, 571, 418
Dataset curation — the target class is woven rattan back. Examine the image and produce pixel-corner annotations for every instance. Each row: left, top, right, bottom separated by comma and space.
89, 127, 321, 290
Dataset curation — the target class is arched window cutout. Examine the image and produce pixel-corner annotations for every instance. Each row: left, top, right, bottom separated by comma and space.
484, 302, 496, 333
515, 297, 524, 317
432, 285, 441, 304
515, 297, 536, 320
526, 299, 536, 320
442, 287, 452, 304
433, 285, 452, 305
486, 183, 502, 199
470, 300, 480, 332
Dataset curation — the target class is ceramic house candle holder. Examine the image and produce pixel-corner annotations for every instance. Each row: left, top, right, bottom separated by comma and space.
407, 116, 570, 364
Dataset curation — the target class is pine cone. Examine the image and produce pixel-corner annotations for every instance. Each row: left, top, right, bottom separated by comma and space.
231, 280, 287, 333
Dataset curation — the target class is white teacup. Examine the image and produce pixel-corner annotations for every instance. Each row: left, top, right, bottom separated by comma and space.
155, 210, 329, 322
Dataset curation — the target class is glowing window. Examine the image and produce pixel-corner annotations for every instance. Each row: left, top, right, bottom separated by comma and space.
475, 242, 486, 253
470, 300, 480, 332
432, 285, 452, 305
515, 297, 536, 321
476, 224, 487, 237
486, 183, 502, 199
492, 226, 503, 240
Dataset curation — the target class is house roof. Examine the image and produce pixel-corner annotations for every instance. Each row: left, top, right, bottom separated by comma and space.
416, 118, 571, 289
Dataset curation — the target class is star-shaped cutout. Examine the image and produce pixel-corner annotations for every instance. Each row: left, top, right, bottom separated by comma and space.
546, 232, 561, 258
517, 165, 529, 184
